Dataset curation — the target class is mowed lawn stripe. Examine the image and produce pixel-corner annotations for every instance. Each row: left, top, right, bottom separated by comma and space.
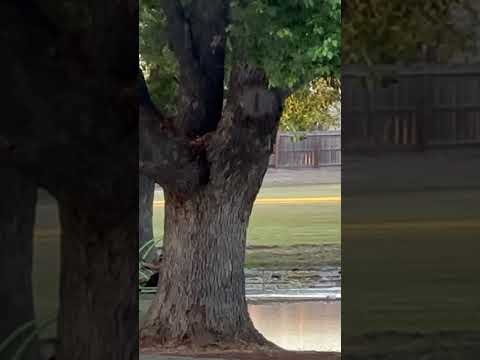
153, 196, 340, 207
346, 219, 480, 230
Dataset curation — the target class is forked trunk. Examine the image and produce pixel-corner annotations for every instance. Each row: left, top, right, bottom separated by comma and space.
56, 198, 138, 360
0, 170, 40, 360
140, 160, 274, 350
140, 63, 282, 350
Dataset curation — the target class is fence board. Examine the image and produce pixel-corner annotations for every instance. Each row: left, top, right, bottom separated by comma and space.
270, 131, 341, 168
343, 64, 480, 149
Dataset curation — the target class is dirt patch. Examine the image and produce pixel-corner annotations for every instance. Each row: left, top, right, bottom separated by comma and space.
263, 168, 340, 187
246, 244, 340, 270
154, 168, 340, 191
343, 148, 480, 194
247, 245, 280, 250
245, 267, 340, 292
194, 351, 340, 360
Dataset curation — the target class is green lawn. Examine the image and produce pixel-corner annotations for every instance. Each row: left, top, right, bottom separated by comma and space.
257, 183, 340, 198
153, 184, 341, 269
343, 188, 480, 337
153, 184, 341, 248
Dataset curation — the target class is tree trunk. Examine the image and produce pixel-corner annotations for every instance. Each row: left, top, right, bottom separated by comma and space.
139, 175, 156, 262
140, 161, 274, 350
56, 198, 138, 360
140, 63, 283, 350
0, 170, 40, 360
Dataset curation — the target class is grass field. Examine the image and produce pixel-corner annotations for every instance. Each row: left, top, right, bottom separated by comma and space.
343, 187, 480, 338
152, 184, 341, 268
341, 150, 480, 357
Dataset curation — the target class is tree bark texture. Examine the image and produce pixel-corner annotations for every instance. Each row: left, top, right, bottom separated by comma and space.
56, 193, 138, 360
141, 174, 269, 349
0, 170, 40, 360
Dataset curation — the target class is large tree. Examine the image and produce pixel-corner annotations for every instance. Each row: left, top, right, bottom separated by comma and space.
139, 0, 340, 349
1, 2, 138, 359
138, 0, 340, 259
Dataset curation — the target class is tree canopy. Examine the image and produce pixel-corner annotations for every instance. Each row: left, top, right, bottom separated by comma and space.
139, 2, 177, 114
228, 0, 340, 87
342, 0, 478, 64
140, 0, 341, 130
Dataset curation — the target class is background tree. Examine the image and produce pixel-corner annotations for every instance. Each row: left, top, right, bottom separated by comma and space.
139, 0, 340, 349
342, 0, 478, 65
281, 78, 340, 132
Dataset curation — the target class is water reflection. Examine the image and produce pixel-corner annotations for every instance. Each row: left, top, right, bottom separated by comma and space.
248, 301, 340, 352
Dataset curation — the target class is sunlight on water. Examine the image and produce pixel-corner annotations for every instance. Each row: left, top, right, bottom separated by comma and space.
249, 301, 340, 352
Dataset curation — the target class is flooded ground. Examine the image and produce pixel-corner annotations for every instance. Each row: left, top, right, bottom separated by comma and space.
139, 267, 342, 352
139, 297, 340, 353
249, 301, 340, 352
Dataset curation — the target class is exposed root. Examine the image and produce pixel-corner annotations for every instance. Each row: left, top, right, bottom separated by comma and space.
140, 325, 280, 353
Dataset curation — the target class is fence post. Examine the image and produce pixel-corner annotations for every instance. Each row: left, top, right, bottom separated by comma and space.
363, 76, 375, 145
274, 132, 280, 168
416, 74, 432, 151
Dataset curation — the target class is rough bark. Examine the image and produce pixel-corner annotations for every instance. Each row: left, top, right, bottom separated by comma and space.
56, 192, 138, 360
140, 65, 283, 350
0, 170, 40, 360
139, 175, 156, 262
140, 184, 267, 350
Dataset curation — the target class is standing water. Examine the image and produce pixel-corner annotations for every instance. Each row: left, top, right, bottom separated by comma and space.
249, 301, 340, 352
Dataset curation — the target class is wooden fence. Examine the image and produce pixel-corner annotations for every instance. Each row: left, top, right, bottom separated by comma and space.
342, 64, 480, 149
270, 131, 341, 168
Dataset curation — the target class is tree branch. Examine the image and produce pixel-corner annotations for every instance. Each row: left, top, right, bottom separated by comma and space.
206, 64, 284, 180
160, 0, 197, 76
138, 70, 208, 194
160, 0, 228, 136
